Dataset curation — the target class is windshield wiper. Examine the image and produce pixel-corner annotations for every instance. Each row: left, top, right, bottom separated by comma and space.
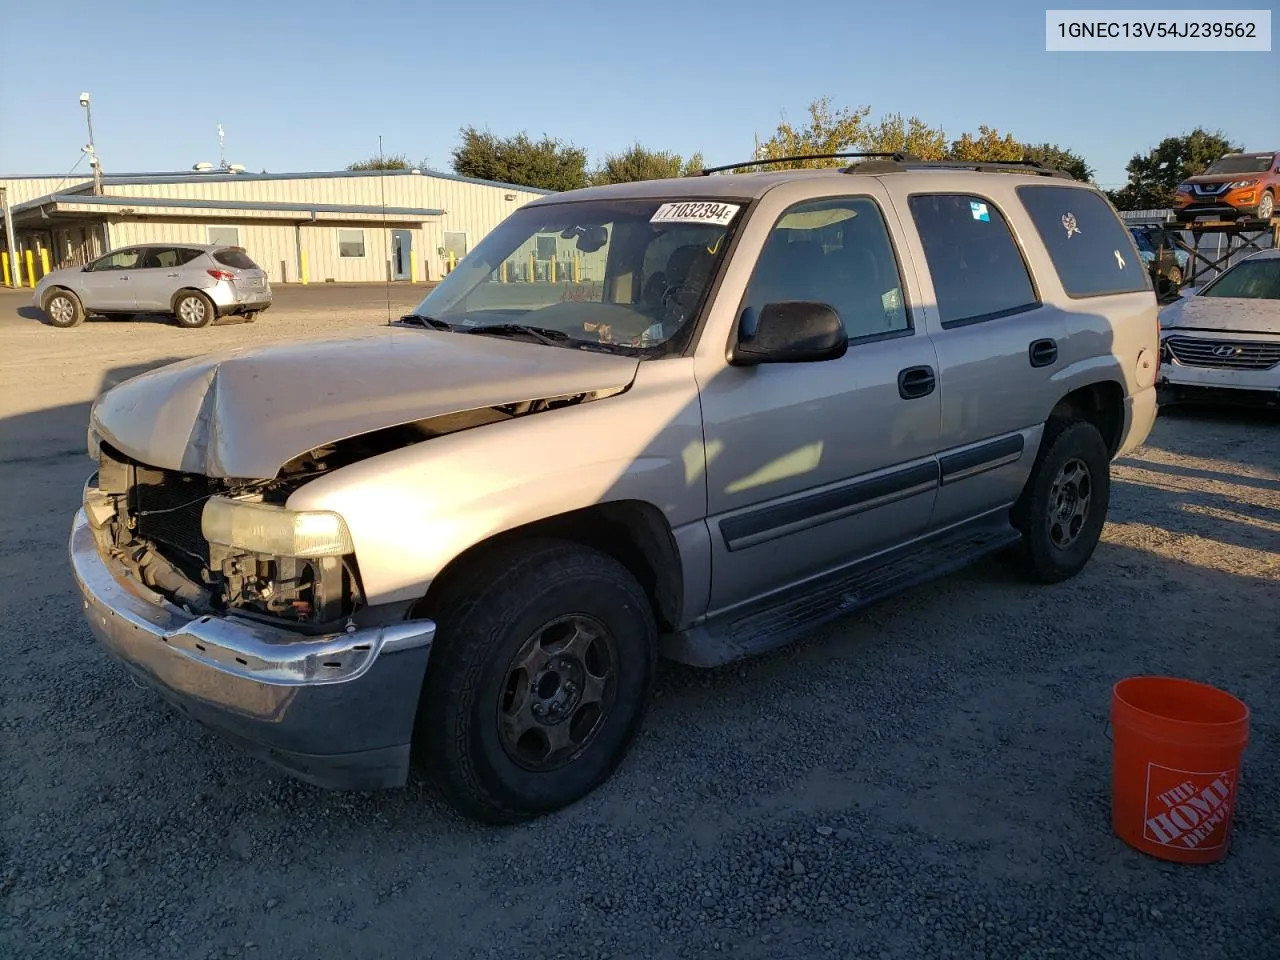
465, 323, 569, 345
399, 313, 453, 330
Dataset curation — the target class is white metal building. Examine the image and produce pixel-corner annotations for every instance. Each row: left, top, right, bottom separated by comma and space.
0, 168, 553, 286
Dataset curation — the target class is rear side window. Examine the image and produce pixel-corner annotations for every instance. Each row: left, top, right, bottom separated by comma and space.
908, 194, 1039, 327
213, 247, 259, 270
1017, 185, 1151, 297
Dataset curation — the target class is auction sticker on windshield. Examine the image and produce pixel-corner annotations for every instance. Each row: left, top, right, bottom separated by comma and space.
650, 202, 741, 226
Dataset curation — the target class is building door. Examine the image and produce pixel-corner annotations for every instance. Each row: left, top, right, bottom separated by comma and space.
391, 230, 412, 281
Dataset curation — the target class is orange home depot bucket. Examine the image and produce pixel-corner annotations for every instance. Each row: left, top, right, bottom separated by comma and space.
1111, 676, 1250, 864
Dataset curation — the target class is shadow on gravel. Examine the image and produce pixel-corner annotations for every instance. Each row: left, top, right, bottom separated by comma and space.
1110, 473, 1280, 552
0, 360, 187, 530
1143, 403, 1280, 472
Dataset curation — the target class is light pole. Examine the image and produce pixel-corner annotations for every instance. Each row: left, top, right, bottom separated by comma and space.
79, 92, 103, 195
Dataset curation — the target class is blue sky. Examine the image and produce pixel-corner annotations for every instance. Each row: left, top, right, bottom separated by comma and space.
2, 1, 1275, 188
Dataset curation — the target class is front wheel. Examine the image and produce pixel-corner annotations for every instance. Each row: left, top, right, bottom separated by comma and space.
173, 291, 214, 328
43, 289, 84, 328
1010, 419, 1111, 584
416, 539, 657, 824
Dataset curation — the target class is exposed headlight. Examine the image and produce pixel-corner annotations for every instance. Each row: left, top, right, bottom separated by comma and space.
1228, 179, 1258, 188
201, 497, 354, 558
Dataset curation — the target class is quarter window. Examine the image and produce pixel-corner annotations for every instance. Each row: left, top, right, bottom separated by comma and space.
338, 229, 366, 259
1017, 185, 1152, 297
742, 196, 910, 340
908, 194, 1038, 327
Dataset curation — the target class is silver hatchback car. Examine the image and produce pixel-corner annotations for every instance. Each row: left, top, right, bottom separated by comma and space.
34, 242, 272, 329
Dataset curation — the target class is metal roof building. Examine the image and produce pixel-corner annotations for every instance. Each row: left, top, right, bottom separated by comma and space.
0, 167, 553, 286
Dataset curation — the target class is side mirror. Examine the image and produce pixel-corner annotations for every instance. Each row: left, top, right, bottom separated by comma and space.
730, 301, 848, 366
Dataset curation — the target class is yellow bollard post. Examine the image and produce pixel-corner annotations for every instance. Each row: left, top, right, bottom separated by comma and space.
529, 252, 535, 283
447, 252, 456, 273
1, 252, 10, 288
300, 250, 309, 285
40, 248, 51, 278
573, 255, 580, 283
24, 250, 36, 288
549, 255, 557, 284
500, 261, 508, 283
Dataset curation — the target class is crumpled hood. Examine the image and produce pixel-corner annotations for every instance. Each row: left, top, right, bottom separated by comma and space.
90, 329, 640, 478
1159, 296, 1280, 335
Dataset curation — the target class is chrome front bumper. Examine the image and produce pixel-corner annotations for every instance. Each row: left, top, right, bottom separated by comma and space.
69, 507, 436, 790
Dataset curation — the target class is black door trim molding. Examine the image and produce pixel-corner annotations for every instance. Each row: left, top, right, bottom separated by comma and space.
938, 434, 1025, 486
718, 460, 940, 552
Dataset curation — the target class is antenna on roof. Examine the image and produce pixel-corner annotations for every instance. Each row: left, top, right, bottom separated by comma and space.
218, 124, 226, 170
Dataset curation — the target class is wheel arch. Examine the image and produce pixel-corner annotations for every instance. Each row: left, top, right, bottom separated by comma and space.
41, 284, 80, 308
409, 499, 684, 634
169, 287, 211, 313
1047, 380, 1126, 457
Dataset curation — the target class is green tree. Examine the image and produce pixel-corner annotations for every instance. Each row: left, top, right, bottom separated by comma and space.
347, 153, 410, 171
753, 97, 874, 170
863, 113, 947, 160
450, 127, 588, 192
947, 125, 1024, 162
1019, 142, 1095, 182
591, 143, 705, 184
1107, 127, 1245, 210
346, 153, 431, 172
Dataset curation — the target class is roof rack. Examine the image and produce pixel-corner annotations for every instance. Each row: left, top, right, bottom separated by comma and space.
696, 152, 913, 176
841, 158, 1076, 179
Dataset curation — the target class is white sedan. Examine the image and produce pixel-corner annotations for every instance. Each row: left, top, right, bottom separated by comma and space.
1157, 248, 1280, 409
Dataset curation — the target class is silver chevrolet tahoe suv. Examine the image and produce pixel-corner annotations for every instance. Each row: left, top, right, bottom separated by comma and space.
69, 156, 1161, 824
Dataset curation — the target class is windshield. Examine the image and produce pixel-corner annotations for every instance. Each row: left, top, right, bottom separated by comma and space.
409, 197, 745, 355
1204, 154, 1274, 176
1199, 257, 1280, 300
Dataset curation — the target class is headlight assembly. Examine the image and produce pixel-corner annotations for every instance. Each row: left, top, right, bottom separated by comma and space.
201, 497, 354, 558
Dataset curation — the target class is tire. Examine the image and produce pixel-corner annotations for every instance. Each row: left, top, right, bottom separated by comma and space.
1257, 190, 1275, 222
172, 291, 215, 329
42, 289, 84, 328
1166, 265, 1183, 290
1009, 419, 1111, 584
416, 538, 657, 824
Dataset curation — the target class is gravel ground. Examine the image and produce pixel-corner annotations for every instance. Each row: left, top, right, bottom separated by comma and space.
1, 302, 1277, 959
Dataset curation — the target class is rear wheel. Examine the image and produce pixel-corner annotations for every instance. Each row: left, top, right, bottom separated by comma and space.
415, 539, 657, 824
1010, 419, 1111, 584
43, 289, 84, 328
173, 291, 214, 329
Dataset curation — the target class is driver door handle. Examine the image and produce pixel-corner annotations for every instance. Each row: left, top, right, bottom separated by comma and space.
897, 365, 936, 400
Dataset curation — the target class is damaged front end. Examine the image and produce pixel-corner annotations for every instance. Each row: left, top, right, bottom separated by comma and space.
85, 385, 626, 633
87, 441, 365, 634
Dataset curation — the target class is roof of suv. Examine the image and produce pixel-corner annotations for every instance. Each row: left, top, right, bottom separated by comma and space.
526, 162, 1093, 206
119, 242, 226, 251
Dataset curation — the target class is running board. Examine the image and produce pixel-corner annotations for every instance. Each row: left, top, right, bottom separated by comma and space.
660, 514, 1023, 668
